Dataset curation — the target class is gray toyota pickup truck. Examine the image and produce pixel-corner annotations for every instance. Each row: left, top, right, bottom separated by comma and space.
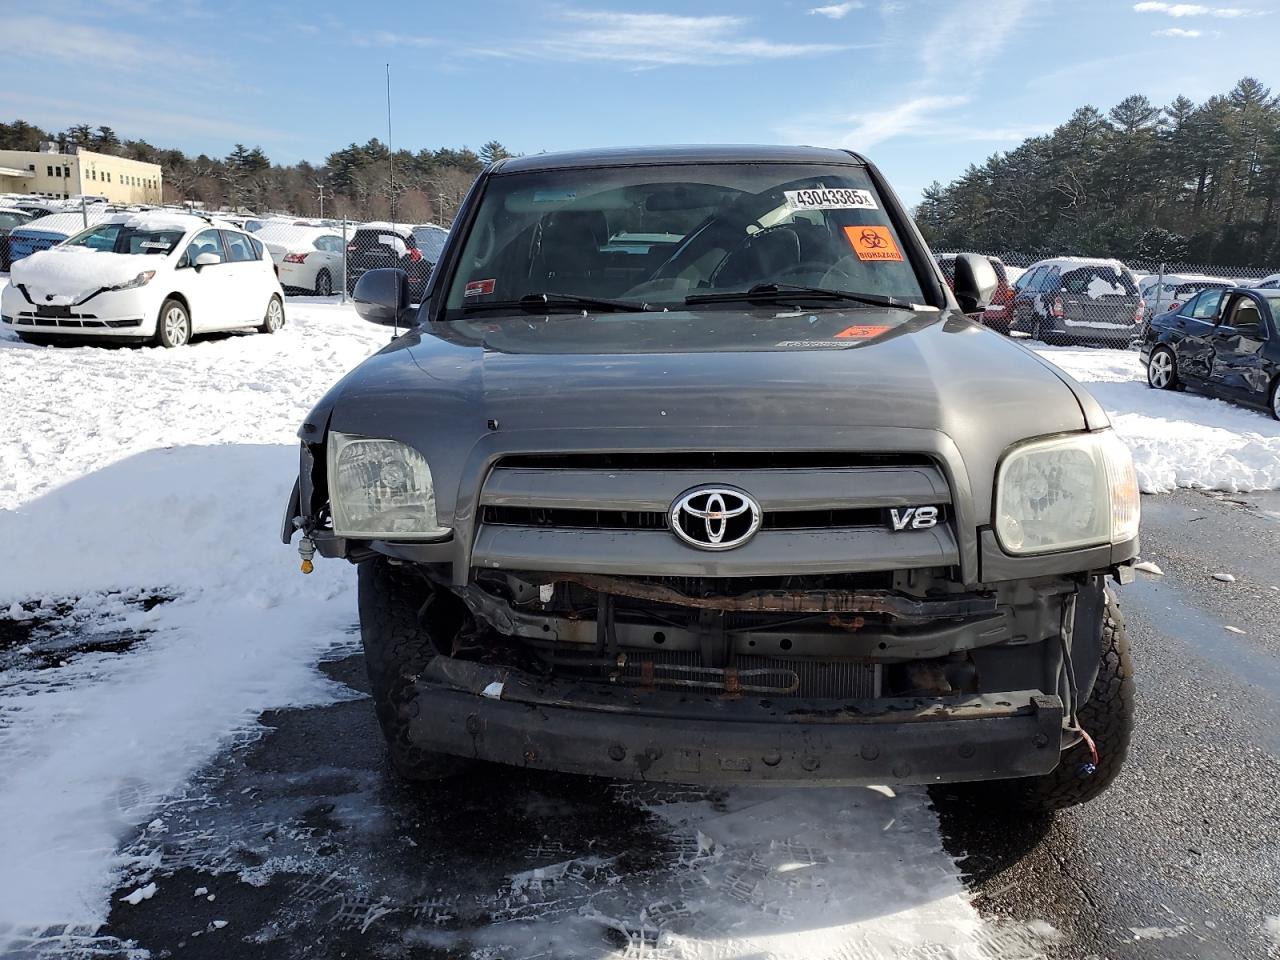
282, 145, 1139, 812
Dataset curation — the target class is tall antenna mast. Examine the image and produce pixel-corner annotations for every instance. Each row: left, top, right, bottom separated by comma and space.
385, 62, 394, 228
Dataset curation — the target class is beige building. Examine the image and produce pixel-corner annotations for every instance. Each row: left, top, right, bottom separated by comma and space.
0, 145, 162, 204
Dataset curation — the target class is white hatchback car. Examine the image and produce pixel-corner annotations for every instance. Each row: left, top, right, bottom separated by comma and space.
1, 212, 285, 347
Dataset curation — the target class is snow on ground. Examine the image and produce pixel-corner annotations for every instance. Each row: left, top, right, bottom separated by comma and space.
1034, 344, 1280, 494
0, 295, 388, 944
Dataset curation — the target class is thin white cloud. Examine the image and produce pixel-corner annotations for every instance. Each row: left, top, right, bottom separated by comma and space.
5, 15, 216, 70
0, 91, 290, 145
1153, 26, 1208, 35
922, 0, 1033, 78
1133, 2, 1260, 17
470, 10, 851, 66
354, 30, 437, 48
782, 95, 970, 150
808, 2, 861, 18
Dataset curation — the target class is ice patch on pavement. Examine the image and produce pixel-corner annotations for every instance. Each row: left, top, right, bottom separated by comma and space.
1037, 345, 1280, 494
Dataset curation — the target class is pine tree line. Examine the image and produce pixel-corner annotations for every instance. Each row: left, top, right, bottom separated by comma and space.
916, 77, 1280, 269
0, 119, 516, 224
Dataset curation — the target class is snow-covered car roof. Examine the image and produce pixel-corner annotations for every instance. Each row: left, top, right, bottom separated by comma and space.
100, 211, 229, 232
1144, 272, 1235, 286
355, 221, 445, 235
1025, 256, 1134, 274
255, 222, 337, 251
11, 211, 116, 237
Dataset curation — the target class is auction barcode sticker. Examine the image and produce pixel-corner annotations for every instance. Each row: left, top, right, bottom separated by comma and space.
784, 188, 878, 211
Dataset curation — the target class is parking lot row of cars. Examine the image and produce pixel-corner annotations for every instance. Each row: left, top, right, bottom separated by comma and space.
937, 251, 1279, 348
0, 195, 450, 300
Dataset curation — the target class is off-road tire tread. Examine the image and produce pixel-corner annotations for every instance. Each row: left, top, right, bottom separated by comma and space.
1008, 588, 1135, 812
359, 558, 467, 781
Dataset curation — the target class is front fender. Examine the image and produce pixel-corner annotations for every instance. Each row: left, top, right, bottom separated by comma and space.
280, 478, 301, 544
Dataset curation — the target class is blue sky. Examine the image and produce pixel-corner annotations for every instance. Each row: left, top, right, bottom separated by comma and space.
4, 0, 1276, 204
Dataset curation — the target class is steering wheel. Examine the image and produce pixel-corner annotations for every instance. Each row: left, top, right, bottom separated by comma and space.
707, 223, 804, 287
773, 260, 848, 284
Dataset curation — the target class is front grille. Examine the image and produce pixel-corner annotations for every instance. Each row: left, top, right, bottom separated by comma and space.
483, 505, 670, 530
481, 504, 929, 532
474, 451, 959, 575
16, 314, 138, 329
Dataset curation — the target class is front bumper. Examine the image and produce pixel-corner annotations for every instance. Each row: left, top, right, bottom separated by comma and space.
1, 285, 154, 336
408, 657, 1065, 786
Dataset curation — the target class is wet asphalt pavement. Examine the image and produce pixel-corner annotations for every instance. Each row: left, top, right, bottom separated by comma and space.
9, 490, 1280, 959
937, 489, 1280, 959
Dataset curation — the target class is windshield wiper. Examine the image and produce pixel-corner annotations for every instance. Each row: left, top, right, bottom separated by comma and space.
462, 292, 651, 314
685, 283, 917, 311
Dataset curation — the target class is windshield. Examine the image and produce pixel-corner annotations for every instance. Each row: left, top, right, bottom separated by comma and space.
65, 223, 184, 256
443, 163, 927, 317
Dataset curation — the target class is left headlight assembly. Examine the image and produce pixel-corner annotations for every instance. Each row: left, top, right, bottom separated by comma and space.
106, 270, 156, 292
995, 429, 1139, 555
327, 432, 451, 540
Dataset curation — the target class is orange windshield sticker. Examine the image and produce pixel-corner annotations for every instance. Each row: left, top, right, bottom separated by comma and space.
844, 225, 903, 262
834, 324, 890, 339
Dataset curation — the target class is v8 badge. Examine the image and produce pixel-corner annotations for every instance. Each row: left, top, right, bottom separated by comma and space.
889, 506, 939, 531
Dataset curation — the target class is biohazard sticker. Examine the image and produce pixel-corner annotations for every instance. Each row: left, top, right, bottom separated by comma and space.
843, 225, 903, 262
784, 188, 878, 211
464, 278, 496, 297
834, 324, 890, 339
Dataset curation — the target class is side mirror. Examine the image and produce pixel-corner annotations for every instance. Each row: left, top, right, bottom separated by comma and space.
193, 251, 220, 269
952, 253, 998, 314
353, 268, 411, 326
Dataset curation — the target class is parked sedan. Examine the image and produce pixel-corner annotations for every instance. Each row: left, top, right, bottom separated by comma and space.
0, 207, 35, 271
1141, 287, 1280, 418
257, 224, 345, 296
1140, 273, 1236, 318
1, 212, 285, 347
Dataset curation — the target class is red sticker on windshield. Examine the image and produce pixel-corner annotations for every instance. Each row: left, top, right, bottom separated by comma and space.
464, 278, 496, 297
835, 324, 890, 339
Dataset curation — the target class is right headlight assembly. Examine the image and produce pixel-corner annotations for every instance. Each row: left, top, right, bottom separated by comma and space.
995, 429, 1139, 555
327, 432, 451, 540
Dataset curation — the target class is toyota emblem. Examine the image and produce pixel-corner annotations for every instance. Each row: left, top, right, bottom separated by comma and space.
669, 485, 762, 551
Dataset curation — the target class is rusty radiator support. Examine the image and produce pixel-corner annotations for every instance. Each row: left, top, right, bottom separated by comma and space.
536, 572, 997, 622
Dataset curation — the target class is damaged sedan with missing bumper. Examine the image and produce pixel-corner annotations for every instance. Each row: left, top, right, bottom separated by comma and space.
283, 145, 1140, 812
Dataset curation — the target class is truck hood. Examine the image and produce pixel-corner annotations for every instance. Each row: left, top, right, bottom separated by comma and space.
323, 307, 1098, 438
309, 306, 1109, 531
10, 247, 165, 305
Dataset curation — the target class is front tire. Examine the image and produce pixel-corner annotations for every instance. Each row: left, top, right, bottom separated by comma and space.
259, 294, 284, 334
1268, 377, 1280, 421
156, 299, 191, 348
1147, 346, 1180, 390
358, 558, 469, 781
1004, 589, 1135, 812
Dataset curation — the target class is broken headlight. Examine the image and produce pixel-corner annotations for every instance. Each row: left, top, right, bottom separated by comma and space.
327, 432, 450, 540
995, 429, 1139, 555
